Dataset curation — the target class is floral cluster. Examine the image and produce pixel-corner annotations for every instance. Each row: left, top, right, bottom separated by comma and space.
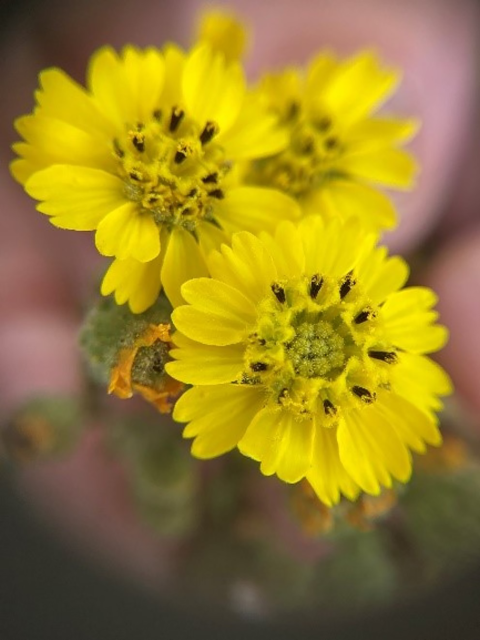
11, 9, 451, 507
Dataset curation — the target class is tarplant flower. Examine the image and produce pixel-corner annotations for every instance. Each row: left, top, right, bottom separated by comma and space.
248, 51, 419, 230
166, 217, 452, 506
11, 42, 297, 311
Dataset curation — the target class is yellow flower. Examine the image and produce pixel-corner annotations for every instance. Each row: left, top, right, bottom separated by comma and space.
12, 43, 297, 311
166, 217, 452, 506
109, 323, 184, 413
196, 8, 248, 62
248, 51, 419, 231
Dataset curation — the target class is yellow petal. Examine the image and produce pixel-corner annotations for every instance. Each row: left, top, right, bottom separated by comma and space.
95, 203, 160, 262
183, 45, 245, 133
121, 46, 165, 122
299, 215, 376, 278
347, 117, 420, 148
260, 220, 305, 278
239, 407, 314, 483
305, 52, 337, 102
35, 68, 110, 137
216, 95, 288, 159
88, 46, 135, 129
25, 165, 125, 230
197, 8, 248, 62
375, 393, 442, 454
13, 114, 114, 183
161, 228, 209, 308
181, 278, 257, 325
338, 408, 412, 495
340, 147, 418, 189
382, 287, 449, 354
306, 424, 359, 506
208, 232, 277, 305
314, 180, 397, 231
356, 246, 409, 304
215, 186, 299, 236
391, 352, 453, 416
171, 305, 248, 346
173, 384, 264, 458
101, 254, 162, 313
167, 333, 244, 384
160, 44, 186, 107
322, 52, 399, 124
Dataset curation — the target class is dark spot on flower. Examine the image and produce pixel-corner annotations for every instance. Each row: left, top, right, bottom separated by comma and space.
271, 283, 286, 304
209, 189, 224, 199
202, 172, 218, 184
174, 149, 187, 164
309, 274, 324, 299
251, 362, 268, 372
368, 350, 398, 364
200, 121, 218, 145
323, 399, 337, 415
340, 272, 356, 299
351, 386, 376, 403
169, 106, 185, 132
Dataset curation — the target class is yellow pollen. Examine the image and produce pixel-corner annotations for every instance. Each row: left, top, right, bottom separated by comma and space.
113, 108, 229, 232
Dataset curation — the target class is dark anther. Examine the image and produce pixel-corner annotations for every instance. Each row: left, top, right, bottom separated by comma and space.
340, 272, 356, 299
302, 137, 314, 154
309, 274, 324, 299
132, 134, 145, 153
153, 109, 162, 121
325, 136, 338, 150
146, 194, 159, 205
279, 388, 289, 400
323, 399, 337, 416
287, 102, 300, 120
200, 121, 218, 145
113, 139, 124, 158
316, 116, 332, 132
352, 386, 375, 403
368, 350, 398, 364
251, 362, 268, 372
271, 283, 286, 304
354, 309, 371, 324
209, 189, 225, 199
169, 107, 185, 132
174, 149, 187, 164
187, 188, 198, 198
202, 172, 218, 184
258, 338, 266, 346
129, 170, 142, 181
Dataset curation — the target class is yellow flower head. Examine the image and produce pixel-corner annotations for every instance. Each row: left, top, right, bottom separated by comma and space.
166, 217, 452, 506
248, 51, 419, 230
196, 8, 249, 62
12, 43, 297, 311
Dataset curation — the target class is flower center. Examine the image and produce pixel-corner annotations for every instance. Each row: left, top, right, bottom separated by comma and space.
249, 104, 344, 198
286, 320, 346, 379
243, 272, 397, 421
113, 106, 230, 231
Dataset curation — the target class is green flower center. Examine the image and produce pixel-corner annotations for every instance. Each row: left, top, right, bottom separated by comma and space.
248, 104, 344, 199
113, 106, 230, 231
286, 320, 346, 379
243, 272, 397, 421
